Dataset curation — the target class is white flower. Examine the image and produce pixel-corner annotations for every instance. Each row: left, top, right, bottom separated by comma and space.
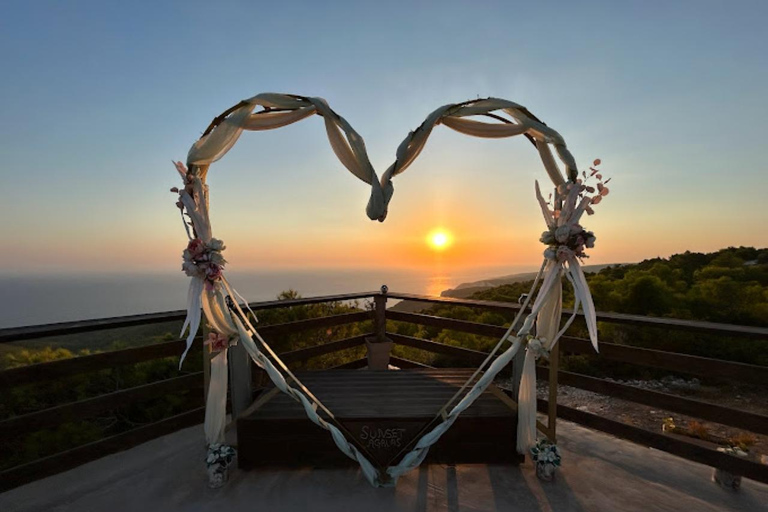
210, 251, 226, 265
555, 225, 571, 243
208, 239, 226, 251
540, 230, 555, 245
182, 260, 203, 277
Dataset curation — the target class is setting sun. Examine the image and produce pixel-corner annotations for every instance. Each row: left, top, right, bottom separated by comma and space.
427, 229, 453, 251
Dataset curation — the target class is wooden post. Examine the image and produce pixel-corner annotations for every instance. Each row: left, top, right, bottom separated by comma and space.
548, 343, 559, 442
203, 319, 211, 403
374, 292, 387, 343
366, 286, 393, 370
228, 341, 252, 420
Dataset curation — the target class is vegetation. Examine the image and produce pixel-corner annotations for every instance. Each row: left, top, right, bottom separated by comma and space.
0, 290, 371, 471
253, 290, 371, 369
472, 246, 767, 326
2, 247, 765, 471
389, 247, 768, 374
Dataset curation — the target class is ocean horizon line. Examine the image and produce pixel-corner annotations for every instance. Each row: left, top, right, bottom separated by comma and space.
0, 266, 541, 329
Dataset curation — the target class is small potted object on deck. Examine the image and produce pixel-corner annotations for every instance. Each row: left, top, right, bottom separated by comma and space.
207, 444, 237, 489
531, 439, 561, 481
713, 446, 750, 490
365, 336, 394, 370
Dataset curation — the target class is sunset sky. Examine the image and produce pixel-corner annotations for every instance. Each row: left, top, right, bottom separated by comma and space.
1, 1, 766, 277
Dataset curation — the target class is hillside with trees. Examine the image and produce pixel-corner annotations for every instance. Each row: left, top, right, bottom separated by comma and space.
390, 247, 768, 370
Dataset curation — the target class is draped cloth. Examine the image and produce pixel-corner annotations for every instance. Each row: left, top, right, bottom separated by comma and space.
175, 93, 600, 486
185, 94, 578, 221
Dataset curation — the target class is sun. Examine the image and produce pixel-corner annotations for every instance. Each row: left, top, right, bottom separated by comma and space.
427, 229, 453, 251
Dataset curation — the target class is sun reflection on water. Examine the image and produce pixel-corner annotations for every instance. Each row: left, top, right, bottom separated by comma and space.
426, 274, 452, 298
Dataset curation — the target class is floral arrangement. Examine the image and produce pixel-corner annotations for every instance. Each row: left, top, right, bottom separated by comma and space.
205, 331, 230, 352
181, 237, 227, 291
207, 443, 237, 468
530, 439, 562, 467
539, 159, 609, 263
170, 161, 228, 292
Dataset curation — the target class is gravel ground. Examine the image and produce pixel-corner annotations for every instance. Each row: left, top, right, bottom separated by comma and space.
498, 376, 768, 463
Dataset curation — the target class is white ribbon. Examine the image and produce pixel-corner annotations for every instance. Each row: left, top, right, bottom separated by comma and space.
173, 94, 601, 485
182, 93, 578, 222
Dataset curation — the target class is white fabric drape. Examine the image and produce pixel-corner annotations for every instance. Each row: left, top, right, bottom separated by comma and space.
174, 93, 601, 486
184, 94, 578, 221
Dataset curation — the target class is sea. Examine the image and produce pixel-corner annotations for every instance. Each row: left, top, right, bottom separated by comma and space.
0, 266, 534, 328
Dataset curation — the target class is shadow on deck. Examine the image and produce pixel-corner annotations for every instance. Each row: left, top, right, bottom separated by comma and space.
2, 419, 767, 512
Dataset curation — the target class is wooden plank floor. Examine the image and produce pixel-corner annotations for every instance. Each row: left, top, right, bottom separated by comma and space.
237, 369, 523, 469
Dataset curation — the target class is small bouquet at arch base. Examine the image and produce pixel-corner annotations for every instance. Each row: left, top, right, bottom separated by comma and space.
206, 443, 237, 468
530, 439, 562, 467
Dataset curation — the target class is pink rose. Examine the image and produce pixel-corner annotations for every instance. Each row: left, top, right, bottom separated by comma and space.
174, 161, 188, 178
205, 332, 229, 352
203, 263, 223, 291
556, 246, 574, 263
187, 239, 205, 258
206, 263, 222, 281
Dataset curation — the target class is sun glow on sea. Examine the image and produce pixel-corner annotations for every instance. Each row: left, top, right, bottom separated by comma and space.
427, 229, 453, 251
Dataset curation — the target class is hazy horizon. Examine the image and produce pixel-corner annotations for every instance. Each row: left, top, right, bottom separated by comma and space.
0, 264, 547, 328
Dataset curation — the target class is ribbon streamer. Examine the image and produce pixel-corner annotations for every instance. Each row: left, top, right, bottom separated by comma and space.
172, 94, 602, 486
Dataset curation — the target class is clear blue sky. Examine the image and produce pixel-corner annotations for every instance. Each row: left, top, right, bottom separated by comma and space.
1, 0, 766, 275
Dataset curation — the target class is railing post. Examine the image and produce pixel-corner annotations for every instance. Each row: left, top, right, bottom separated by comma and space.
229, 340, 253, 420
203, 319, 211, 404
548, 343, 559, 442
366, 285, 393, 370
374, 289, 387, 343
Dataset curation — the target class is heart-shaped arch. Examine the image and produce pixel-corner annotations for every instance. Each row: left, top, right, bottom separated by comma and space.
173, 93, 603, 487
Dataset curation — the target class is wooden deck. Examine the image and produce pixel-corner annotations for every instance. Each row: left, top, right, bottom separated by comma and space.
237, 369, 524, 469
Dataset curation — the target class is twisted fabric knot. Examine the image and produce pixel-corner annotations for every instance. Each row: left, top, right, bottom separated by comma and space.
366, 178, 394, 222
527, 336, 549, 360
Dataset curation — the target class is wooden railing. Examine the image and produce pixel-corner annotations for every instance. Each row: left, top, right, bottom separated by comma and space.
0, 292, 377, 491
383, 292, 768, 484
1, 289, 766, 491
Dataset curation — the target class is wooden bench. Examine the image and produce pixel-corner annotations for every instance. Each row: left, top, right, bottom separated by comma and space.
237, 368, 523, 469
